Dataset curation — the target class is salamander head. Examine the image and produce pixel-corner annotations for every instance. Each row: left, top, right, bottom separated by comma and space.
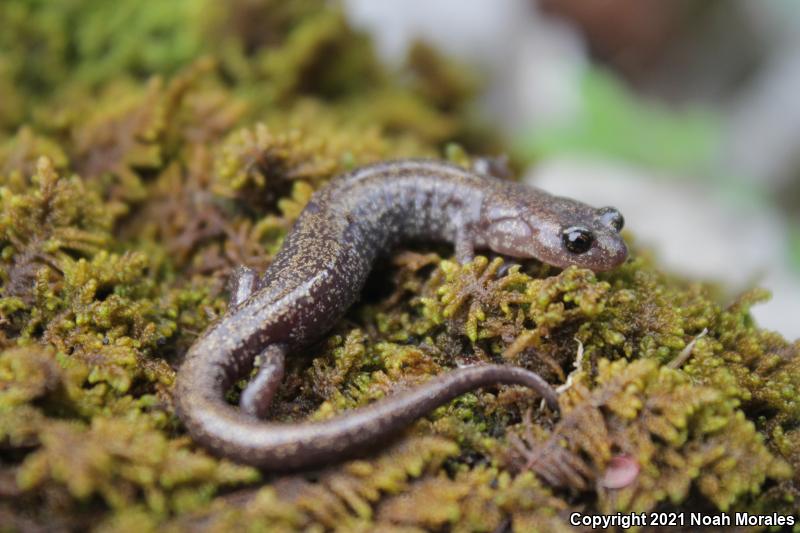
479, 187, 628, 272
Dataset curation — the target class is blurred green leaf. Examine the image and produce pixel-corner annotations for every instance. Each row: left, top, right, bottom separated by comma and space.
789, 223, 800, 273
514, 68, 720, 174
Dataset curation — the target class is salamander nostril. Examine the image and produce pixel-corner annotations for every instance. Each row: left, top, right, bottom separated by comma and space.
562, 226, 594, 254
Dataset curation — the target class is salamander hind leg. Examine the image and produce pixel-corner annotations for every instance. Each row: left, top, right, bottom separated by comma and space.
229, 265, 259, 307
240, 344, 287, 419
471, 154, 512, 180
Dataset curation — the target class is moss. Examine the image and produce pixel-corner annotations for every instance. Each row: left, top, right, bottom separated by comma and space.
162, 436, 459, 531
504, 358, 790, 512
0, 0, 798, 531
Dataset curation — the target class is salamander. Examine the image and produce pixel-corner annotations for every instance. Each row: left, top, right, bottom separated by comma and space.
174, 159, 628, 469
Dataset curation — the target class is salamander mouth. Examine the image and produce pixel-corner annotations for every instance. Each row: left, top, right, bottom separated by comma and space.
587, 240, 629, 272
536, 237, 628, 272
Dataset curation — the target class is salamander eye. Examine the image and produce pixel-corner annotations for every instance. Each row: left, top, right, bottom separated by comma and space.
598, 207, 624, 232
562, 226, 594, 254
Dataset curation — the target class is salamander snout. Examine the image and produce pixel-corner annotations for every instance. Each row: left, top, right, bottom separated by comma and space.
555, 206, 627, 271
561, 207, 625, 254
481, 198, 628, 272
558, 223, 627, 271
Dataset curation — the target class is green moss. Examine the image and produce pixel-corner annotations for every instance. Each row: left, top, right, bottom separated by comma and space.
17, 415, 259, 514
0, 0, 797, 531
162, 436, 460, 531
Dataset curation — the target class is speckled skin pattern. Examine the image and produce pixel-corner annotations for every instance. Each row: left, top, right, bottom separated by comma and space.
174, 159, 628, 469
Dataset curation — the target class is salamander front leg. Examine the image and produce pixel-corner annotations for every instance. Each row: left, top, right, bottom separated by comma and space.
240, 344, 287, 419
229, 265, 259, 307
454, 228, 476, 264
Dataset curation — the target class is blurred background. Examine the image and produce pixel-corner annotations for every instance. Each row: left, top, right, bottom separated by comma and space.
345, 0, 800, 339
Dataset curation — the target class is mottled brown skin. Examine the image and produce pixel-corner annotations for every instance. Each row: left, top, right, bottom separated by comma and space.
174, 159, 628, 469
